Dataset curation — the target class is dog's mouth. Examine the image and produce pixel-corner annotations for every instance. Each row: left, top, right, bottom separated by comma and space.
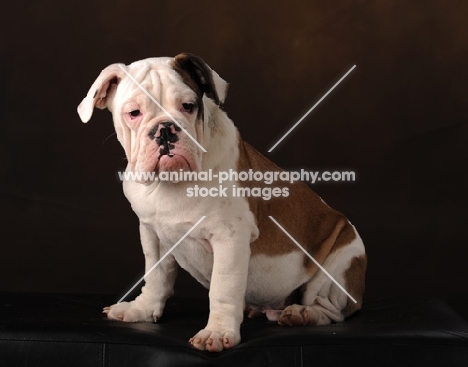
156, 152, 192, 173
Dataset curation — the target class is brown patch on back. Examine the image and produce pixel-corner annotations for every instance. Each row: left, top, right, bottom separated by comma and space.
302, 217, 357, 275
237, 139, 356, 267
334, 220, 357, 251
342, 255, 367, 318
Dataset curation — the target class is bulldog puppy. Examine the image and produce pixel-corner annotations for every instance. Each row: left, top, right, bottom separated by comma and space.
77, 53, 366, 352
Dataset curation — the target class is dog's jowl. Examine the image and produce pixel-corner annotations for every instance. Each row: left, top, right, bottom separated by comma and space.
77, 53, 366, 352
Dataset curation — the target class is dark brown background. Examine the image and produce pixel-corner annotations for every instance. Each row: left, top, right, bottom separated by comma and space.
1, 0, 467, 315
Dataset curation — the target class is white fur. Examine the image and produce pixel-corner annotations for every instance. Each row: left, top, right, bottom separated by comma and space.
246, 252, 310, 308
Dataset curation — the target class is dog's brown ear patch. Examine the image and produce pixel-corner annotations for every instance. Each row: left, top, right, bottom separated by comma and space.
172, 53, 228, 107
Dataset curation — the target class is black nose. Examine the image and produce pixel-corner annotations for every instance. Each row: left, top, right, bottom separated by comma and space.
149, 122, 181, 156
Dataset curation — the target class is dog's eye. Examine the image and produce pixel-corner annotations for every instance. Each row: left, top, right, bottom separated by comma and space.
129, 110, 141, 118
182, 103, 195, 113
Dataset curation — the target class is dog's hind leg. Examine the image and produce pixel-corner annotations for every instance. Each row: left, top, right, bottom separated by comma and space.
278, 237, 366, 326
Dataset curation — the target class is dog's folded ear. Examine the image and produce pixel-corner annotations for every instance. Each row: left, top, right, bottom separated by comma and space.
77, 64, 126, 123
172, 53, 228, 107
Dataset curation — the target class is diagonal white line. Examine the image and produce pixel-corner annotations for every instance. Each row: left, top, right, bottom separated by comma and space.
268, 65, 356, 153
118, 64, 207, 153
117, 216, 207, 303
268, 215, 357, 304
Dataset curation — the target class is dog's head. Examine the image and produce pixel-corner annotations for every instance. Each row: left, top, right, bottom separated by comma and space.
77, 53, 228, 178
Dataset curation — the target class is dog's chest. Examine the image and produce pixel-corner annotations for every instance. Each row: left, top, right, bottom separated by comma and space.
123, 180, 215, 283
170, 236, 214, 287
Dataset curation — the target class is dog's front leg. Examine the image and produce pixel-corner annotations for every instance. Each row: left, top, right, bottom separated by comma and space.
190, 227, 251, 352
104, 222, 177, 322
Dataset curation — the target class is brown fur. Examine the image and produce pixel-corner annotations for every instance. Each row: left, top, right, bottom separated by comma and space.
171, 53, 224, 121
237, 139, 357, 276
170, 58, 204, 120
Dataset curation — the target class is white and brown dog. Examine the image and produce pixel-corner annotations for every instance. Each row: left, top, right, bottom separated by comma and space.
77, 53, 366, 352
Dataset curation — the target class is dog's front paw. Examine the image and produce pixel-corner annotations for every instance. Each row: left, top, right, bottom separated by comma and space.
189, 329, 240, 352
103, 301, 160, 323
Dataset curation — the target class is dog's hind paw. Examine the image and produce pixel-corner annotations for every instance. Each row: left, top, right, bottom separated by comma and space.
103, 301, 160, 323
278, 304, 315, 326
189, 329, 240, 352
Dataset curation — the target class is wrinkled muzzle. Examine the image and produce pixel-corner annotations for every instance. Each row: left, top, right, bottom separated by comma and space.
130, 121, 199, 183
149, 121, 182, 157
